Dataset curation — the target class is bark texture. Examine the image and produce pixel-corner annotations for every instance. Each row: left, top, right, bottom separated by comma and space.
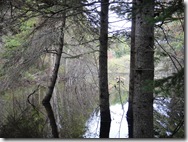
133, 0, 154, 138
99, 0, 111, 138
127, 0, 136, 138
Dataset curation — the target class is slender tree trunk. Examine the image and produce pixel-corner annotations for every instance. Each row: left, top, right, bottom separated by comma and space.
133, 0, 154, 138
99, 0, 111, 138
126, 0, 136, 138
42, 4, 66, 138
42, 14, 66, 104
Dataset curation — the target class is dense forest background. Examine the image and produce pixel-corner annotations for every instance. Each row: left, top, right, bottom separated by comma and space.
0, 0, 184, 138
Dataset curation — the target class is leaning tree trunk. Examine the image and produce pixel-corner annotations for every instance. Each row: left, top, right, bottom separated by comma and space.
133, 0, 154, 138
42, 16, 66, 137
99, 0, 111, 138
42, 14, 66, 104
42, 6, 66, 138
126, 0, 136, 138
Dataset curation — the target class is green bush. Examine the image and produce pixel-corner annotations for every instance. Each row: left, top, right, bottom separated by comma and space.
0, 108, 46, 138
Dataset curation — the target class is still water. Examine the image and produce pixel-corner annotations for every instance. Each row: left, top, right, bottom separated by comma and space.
84, 102, 129, 138
83, 98, 169, 138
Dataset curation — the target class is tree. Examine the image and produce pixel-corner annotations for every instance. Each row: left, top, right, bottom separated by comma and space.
153, 0, 184, 138
42, 9, 66, 104
99, 0, 111, 138
154, 68, 184, 138
0, 0, 100, 138
132, 0, 154, 138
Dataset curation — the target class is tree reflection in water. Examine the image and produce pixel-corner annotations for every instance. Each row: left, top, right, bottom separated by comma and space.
43, 102, 59, 138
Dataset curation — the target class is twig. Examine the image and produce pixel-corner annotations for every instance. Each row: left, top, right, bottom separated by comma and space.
155, 39, 179, 72
169, 117, 184, 138
62, 50, 99, 59
159, 26, 177, 54
27, 85, 40, 110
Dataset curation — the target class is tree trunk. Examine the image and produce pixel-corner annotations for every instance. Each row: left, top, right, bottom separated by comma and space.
126, 0, 136, 138
133, 0, 154, 138
42, 6, 66, 138
99, 0, 111, 138
42, 14, 66, 104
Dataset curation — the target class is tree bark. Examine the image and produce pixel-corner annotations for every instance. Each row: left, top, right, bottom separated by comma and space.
99, 0, 111, 138
133, 0, 154, 138
127, 0, 136, 138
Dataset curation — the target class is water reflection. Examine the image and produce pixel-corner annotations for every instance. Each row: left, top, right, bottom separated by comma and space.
84, 102, 129, 138
84, 99, 170, 138
43, 102, 59, 138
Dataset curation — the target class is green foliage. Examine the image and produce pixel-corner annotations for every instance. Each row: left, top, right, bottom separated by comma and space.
0, 108, 46, 138
113, 45, 127, 58
108, 55, 130, 74
154, 96, 184, 138
154, 0, 184, 24
4, 36, 22, 49
19, 18, 37, 32
163, 21, 184, 51
109, 38, 130, 58
108, 52, 129, 105
2, 18, 37, 59
0, 17, 38, 79
154, 68, 184, 97
154, 68, 184, 138
58, 109, 89, 138
53, 83, 94, 138
110, 90, 128, 105
109, 0, 131, 19
154, 108, 170, 138
141, 79, 155, 93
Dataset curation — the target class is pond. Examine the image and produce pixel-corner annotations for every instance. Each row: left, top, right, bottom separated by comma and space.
84, 98, 170, 138
0, 83, 171, 138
